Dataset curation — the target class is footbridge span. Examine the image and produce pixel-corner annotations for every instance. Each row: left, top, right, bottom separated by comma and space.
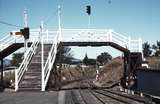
0, 27, 143, 91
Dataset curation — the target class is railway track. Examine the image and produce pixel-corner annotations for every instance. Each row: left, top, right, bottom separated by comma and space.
75, 81, 155, 104
65, 90, 80, 104
78, 89, 154, 104
101, 89, 153, 103
92, 90, 144, 104
79, 89, 97, 104
62, 80, 156, 104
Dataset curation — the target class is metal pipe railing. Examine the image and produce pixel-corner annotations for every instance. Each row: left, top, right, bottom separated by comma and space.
0, 29, 142, 54
41, 31, 60, 91
15, 37, 39, 91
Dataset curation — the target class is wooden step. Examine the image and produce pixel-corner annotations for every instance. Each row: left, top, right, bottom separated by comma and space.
18, 87, 41, 91
19, 44, 52, 91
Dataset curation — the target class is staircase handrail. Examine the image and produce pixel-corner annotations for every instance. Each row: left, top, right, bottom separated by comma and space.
15, 37, 40, 91
0, 29, 46, 50
0, 34, 23, 51
42, 31, 60, 91
0, 34, 11, 42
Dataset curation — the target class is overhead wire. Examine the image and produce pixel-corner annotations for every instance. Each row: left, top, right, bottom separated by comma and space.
0, 8, 58, 28
0, 20, 23, 28
43, 8, 58, 25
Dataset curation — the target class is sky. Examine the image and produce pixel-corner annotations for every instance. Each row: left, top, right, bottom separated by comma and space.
0, 0, 160, 59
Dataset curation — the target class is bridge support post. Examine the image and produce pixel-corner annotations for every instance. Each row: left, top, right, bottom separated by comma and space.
15, 69, 18, 91
40, 21, 45, 91
56, 44, 63, 90
124, 53, 128, 77
24, 40, 28, 71
41, 41, 45, 91
58, 50, 62, 90
121, 52, 131, 88
53, 62, 57, 88
0, 59, 4, 91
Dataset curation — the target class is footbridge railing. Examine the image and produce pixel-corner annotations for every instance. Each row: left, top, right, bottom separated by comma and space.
0, 28, 142, 53
41, 31, 61, 91
0, 34, 23, 51
15, 34, 40, 91
0, 30, 40, 51
60, 29, 142, 53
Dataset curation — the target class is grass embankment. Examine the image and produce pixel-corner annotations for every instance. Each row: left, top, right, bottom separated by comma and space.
97, 57, 124, 87
61, 57, 124, 87
146, 56, 160, 69
62, 65, 97, 82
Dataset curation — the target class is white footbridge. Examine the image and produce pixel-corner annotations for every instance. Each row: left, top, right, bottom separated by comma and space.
0, 24, 143, 91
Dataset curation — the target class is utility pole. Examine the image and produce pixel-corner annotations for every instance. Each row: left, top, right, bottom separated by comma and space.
23, 8, 28, 54
24, 8, 28, 27
86, 5, 91, 29
58, 5, 62, 41
88, 12, 91, 29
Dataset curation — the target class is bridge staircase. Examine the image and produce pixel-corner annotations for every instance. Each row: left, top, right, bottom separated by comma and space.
13, 29, 60, 91
0, 35, 25, 59
18, 44, 52, 91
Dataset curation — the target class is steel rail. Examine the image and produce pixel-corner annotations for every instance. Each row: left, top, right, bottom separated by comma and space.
101, 89, 150, 103
93, 90, 131, 104
89, 90, 105, 104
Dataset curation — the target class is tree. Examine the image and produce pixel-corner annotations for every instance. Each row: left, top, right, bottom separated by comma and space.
152, 41, 160, 56
83, 53, 89, 65
83, 53, 96, 65
87, 59, 96, 65
11, 52, 24, 67
96, 52, 112, 65
142, 42, 152, 57
56, 46, 74, 64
